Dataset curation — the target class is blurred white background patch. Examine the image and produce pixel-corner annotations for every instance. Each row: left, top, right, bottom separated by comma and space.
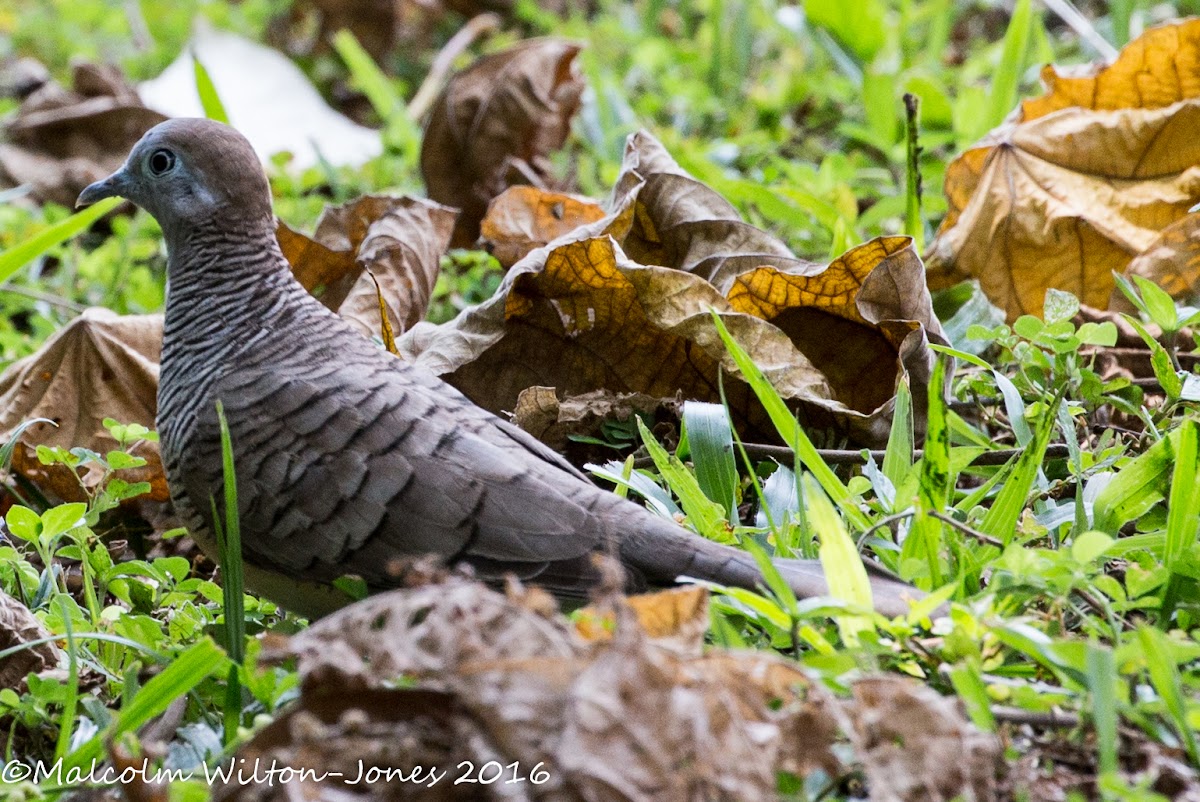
138, 26, 382, 169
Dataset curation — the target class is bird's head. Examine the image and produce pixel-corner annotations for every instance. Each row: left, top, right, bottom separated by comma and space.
77, 118, 273, 240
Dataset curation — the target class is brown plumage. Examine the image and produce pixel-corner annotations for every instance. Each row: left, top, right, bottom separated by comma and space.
77, 118, 925, 618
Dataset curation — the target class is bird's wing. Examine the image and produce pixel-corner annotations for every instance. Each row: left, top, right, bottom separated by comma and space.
179, 359, 605, 589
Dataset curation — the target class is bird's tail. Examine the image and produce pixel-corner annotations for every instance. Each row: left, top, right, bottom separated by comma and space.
618, 512, 926, 619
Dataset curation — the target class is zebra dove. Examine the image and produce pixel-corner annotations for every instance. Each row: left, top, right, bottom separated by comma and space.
77, 118, 924, 619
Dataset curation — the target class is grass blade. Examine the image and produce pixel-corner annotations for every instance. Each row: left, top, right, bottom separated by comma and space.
882, 377, 914, 494
1086, 641, 1119, 777
989, 0, 1034, 130
803, 474, 873, 643
682, 401, 738, 523
636, 416, 733, 543
0, 197, 122, 280
213, 401, 246, 746
904, 356, 950, 586
59, 639, 227, 775
709, 311, 868, 531
192, 53, 230, 124
980, 385, 1066, 545
1138, 627, 1200, 764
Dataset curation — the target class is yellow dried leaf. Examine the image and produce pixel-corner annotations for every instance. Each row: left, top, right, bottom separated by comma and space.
928, 20, 1200, 321
1022, 19, 1200, 120
576, 586, 709, 653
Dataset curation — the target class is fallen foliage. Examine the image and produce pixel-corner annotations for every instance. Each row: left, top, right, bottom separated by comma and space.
926, 18, 1200, 320
0, 62, 166, 208
0, 588, 60, 691
404, 130, 945, 445
277, 195, 457, 337
421, 39, 585, 247
0, 309, 167, 504
217, 576, 993, 801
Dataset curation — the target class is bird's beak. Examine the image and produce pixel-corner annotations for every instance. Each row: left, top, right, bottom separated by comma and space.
76, 169, 129, 209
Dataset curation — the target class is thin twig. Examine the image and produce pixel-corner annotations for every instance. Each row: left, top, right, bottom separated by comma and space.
408, 13, 503, 121
992, 705, 1080, 729
856, 510, 915, 551
931, 511, 1004, 548
0, 287, 89, 313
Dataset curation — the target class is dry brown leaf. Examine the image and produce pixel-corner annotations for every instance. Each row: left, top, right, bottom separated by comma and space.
0, 62, 167, 207
0, 309, 168, 503
277, 195, 457, 337
421, 39, 584, 247
402, 130, 944, 445
1021, 20, 1200, 120
927, 19, 1200, 321
227, 576, 841, 801
267, 0, 450, 63
729, 237, 940, 422
842, 675, 1002, 802
574, 585, 709, 657
0, 588, 60, 691
1118, 212, 1200, 308
282, 575, 582, 692
510, 386, 680, 451
480, 186, 606, 268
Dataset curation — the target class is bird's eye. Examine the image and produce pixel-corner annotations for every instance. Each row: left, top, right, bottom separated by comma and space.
148, 149, 176, 176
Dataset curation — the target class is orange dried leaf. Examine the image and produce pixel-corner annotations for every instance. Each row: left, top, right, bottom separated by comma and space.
480, 186, 606, 268
928, 19, 1200, 321
1022, 19, 1200, 120
276, 195, 456, 336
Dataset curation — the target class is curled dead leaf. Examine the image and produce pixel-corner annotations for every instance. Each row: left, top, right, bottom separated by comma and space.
421, 39, 584, 247
226, 577, 840, 801
0, 588, 61, 691
0, 62, 167, 207
403, 130, 945, 445
0, 309, 168, 503
511, 386, 680, 451
1118, 211, 1200, 309
927, 19, 1200, 321
480, 186, 607, 268
277, 195, 457, 338
842, 675, 1002, 802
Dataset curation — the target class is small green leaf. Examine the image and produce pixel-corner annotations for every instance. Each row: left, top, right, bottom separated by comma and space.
5, 505, 41, 543
1013, 315, 1044, 340
1043, 289, 1080, 326
1076, 321, 1117, 346
105, 451, 148, 470
1070, 531, 1114, 565
1133, 276, 1178, 331
40, 503, 88, 540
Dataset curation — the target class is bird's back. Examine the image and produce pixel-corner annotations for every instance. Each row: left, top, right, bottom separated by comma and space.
159, 271, 636, 611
